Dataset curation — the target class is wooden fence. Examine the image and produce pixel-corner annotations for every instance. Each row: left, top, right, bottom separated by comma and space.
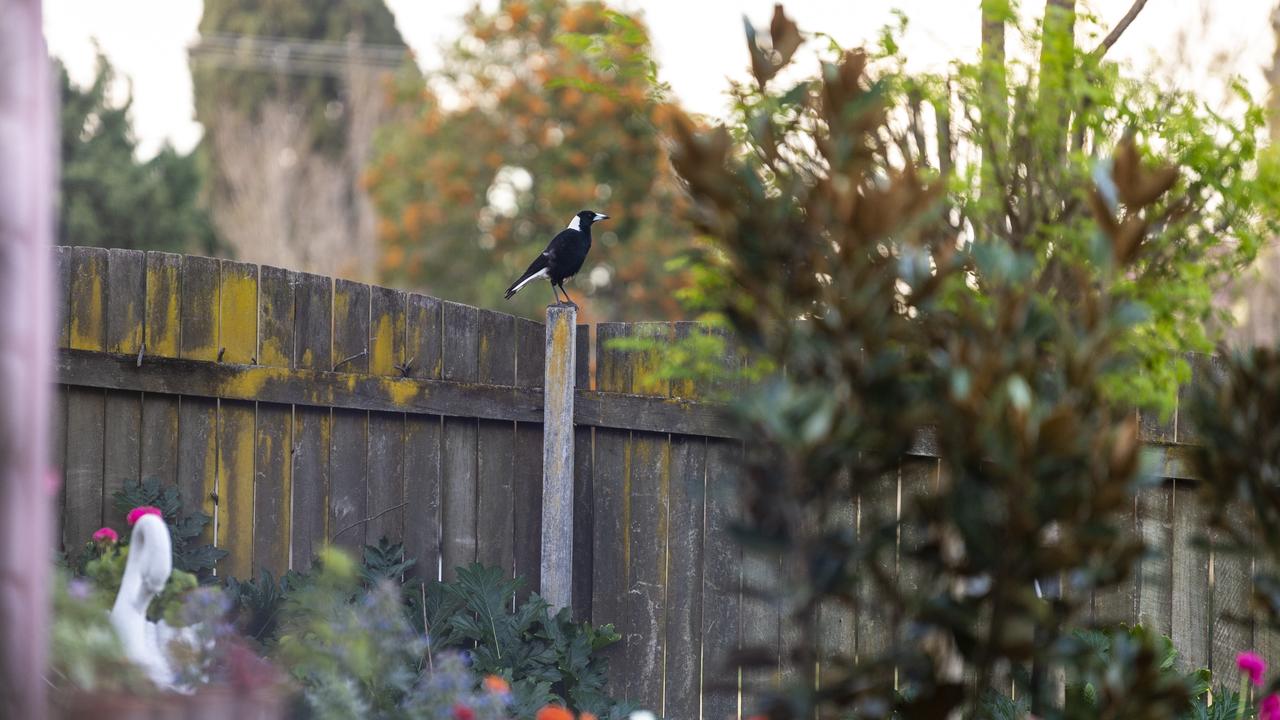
50, 247, 1272, 719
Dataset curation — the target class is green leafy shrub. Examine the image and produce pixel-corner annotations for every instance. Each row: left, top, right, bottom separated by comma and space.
659, 4, 1228, 717
111, 478, 227, 576
66, 478, 223, 625
417, 564, 626, 719
66, 477, 628, 717
164, 585, 290, 698
241, 539, 628, 719
979, 625, 1253, 719
275, 548, 520, 720
82, 542, 199, 624
275, 548, 429, 719
1061, 626, 1224, 720
226, 568, 310, 644
363, 536, 418, 586
50, 571, 291, 713
48, 570, 149, 694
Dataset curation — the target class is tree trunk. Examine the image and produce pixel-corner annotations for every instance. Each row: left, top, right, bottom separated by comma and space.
1037, 0, 1077, 166
980, 0, 1008, 141
0, 0, 56, 717
1271, 3, 1280, 144
979, 0, 1010, 240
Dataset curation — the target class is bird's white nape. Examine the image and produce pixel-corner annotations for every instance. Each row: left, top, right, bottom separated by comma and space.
567, 215, 581, 231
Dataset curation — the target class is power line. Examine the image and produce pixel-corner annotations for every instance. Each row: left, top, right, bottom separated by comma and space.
189, 33, 413, 78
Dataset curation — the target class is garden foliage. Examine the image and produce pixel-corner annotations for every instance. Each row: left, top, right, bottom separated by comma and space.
224, 538, 627, 719
58, 479, 627, 719
657, 3, 1266, 717
111, 478, 227, 576
57, 54, 218, 255
48, 572, 148, 694
1190, 348, 1280, 703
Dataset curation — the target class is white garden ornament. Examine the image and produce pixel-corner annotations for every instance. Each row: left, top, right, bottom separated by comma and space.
108, 513, 197, 689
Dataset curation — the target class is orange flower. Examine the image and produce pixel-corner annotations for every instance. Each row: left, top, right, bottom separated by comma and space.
579, 714, 598, 720
380, 245, 405, 271
483, 675, 510, 695
535, 706, 574, 720
376, 218, 398, 242
401, 203, 425, 236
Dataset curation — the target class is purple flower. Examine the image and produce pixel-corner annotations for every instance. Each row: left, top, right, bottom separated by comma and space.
1237, 651, 1267, 686
126, 506, 163, 526
1262, 694, 1280, 720
67, 578, 92, 600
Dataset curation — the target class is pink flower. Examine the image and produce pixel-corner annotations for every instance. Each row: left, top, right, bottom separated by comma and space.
452, 704, 475, 720
1262, 694, 1280, 720
91, 527, 119, 544
126, 506, 163, 526
1238, 651, 1267, 686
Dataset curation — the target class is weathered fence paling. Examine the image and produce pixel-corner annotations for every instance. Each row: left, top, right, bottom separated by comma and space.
540, 305, 576, 610
51, 247, 1270, 718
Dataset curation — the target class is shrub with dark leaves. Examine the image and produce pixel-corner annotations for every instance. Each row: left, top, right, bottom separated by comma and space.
111, 478, 227, 576
664, 5, 1193, 718
1189, 348, 1280, 697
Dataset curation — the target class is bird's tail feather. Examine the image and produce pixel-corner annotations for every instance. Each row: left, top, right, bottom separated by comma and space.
504, 255, 549, 300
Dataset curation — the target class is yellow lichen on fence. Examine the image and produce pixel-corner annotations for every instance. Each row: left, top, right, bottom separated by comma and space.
370, 289, 406, 377
68, 249, 106, 351
219, 261, 258, 365
217, 401, 256, 580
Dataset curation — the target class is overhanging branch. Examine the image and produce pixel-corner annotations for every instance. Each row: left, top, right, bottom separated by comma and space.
1094, 0, 1150, 57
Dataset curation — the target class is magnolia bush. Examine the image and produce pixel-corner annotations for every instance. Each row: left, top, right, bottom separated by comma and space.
656, 4, 1278, 718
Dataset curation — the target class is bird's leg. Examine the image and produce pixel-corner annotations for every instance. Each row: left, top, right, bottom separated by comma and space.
559, 283, 575, 306
550, 282, 564, 305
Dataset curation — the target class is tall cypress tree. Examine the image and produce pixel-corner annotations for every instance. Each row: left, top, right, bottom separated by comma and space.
58, 54, 217, 254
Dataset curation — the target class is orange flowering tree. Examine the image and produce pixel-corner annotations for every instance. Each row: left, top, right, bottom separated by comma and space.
366, 0, 693, 321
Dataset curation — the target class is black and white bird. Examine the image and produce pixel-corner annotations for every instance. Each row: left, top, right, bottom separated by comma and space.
504, 209, 609, 305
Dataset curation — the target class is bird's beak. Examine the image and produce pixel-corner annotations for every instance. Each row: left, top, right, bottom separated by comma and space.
594, 213, 609, 221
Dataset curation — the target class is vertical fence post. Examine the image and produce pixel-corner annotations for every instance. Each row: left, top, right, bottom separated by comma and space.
541, 305, 576, 609
0, 1, 55, 716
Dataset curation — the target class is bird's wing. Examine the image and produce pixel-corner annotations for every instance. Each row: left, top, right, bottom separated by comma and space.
504, 252, 550, 299
543, 228, 574, 257
504, 229, 578, 300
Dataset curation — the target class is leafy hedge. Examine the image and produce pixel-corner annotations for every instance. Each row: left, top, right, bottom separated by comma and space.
228, 539, 628, 719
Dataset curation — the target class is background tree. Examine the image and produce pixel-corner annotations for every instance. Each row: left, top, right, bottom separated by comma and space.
58, 53, 217, 254
1225, 1, 1280, 347
365, 0, 692, 321
880, 0, 1277, 414
190, 0, 409, 278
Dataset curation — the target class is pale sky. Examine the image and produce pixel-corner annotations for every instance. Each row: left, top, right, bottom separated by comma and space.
43, 0, 1277, 159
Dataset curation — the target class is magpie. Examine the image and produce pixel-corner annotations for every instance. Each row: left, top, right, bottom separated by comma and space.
504, 210, 609, 305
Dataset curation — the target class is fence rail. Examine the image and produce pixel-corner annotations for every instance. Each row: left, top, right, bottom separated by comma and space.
56, 349, 737, 439
50, 246, 1268, 719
